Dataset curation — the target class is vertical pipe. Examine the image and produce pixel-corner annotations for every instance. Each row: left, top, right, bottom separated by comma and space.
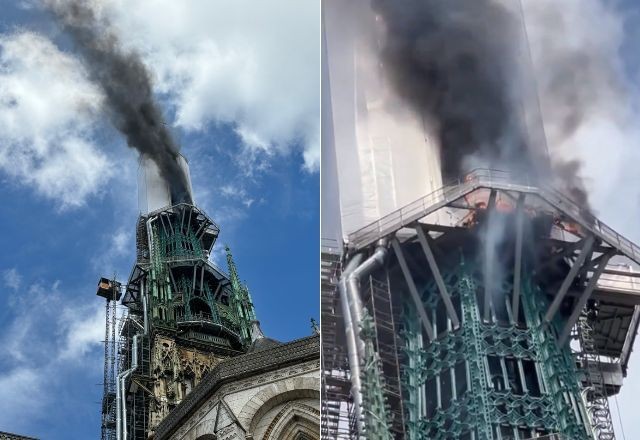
200, 265, 205, 294
120, 376, 127, 440
142, 278, 148, 334
338, 254, 363, 430
341, 239, 389, 435
116, 370, 121, 440
122, 335, 139, 440
483, 190, 498, 322
512, 194, 525, 320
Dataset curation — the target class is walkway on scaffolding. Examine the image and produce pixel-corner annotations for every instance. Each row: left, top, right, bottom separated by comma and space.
348, 169, 640, 268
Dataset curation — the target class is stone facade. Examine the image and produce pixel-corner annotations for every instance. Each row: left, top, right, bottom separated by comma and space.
154, 335, 320, 440
0, 433, 37, 440
149, 334, 229, 430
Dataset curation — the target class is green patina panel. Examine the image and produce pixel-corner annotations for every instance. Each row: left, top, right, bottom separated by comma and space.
398, 252, 588, 440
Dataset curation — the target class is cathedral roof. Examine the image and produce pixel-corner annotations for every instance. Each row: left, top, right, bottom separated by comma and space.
154, 334, 319, 440
246, 320, 282, 353
247, 336, 282, 353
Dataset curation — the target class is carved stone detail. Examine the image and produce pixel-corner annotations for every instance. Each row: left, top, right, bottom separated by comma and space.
155, 335, 319, 440
149, 334, 225, 431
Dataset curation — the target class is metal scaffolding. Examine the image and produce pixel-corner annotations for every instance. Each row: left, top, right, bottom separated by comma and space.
323, 169, 640, 439
99, 201, 256, 439
97, 278, 121, 440
321, 240, 358, 439
577, 309, 616, 440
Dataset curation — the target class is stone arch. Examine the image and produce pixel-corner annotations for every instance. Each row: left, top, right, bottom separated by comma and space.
264, 403, 319, 440
237, 376, 320, 432
192, 419, 216, 439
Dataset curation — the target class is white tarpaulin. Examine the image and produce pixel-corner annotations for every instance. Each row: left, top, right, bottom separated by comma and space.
321, 0, 548, 242
322, 0, 445, 241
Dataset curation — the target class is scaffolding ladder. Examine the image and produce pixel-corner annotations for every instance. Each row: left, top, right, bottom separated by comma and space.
101, 296, 117, 440
578, 310, 616, 440
321, 246, 357, 439
366, 276, 406, 439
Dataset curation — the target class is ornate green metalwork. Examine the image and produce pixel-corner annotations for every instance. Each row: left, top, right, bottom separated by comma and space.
150, 224, 173, 325
175, 274, 221, 325
402, 302, 423, 440
522, 280, 590, 439
360, 308, 394, 440
400, 249, 589, 440
156, 219, 205, 261
225, 245, 257, 342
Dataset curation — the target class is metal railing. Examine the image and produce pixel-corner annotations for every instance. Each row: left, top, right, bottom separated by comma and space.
347, 169, 640, 265
321, 238, 342, 256
597, 272, 640, 294
522, 435, 564, 440
176, 311, 216, 324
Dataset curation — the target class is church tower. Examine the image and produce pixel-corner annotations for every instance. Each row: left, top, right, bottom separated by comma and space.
98, 155, 264, 440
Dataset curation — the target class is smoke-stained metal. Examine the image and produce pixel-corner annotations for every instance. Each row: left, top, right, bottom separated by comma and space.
511, 194, 525, 320
415, 225, 460, 328
138, 154, 194, 214
483, 189, 499, 323
544, 235, 595, 323
323, 169, 640, 440
559, 250, 616, 345
391, 237, 435, 341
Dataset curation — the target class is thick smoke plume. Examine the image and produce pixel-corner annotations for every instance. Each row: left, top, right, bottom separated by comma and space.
371, 0, 535, 180
370, 0, 591, 206
45, 0, 192, 204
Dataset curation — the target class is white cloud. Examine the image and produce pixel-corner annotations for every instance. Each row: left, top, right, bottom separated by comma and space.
105, 0, 320, 172
0, 278, 105, 428
58, 301, 105, 361
0, 367, 47, 429
91, 226, 134, 275
221, 184, 255, 208
2, 268, 21, 290
209, 243, 227, 268
0, 31, 113, 208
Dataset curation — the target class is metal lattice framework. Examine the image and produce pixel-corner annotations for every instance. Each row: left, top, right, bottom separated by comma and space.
100, 202, 257, 440
99, 279, 119, 440
325, 169, 640, 439
360, 308, 395, 440
398, 248, 587, 440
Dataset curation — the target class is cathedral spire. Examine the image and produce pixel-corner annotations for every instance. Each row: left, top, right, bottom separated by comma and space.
225, 245, 258, 342
225, 244, 242, 292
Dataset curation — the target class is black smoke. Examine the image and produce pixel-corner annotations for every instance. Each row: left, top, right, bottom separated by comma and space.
371, 0, 538, 181
45, 0, 192, 204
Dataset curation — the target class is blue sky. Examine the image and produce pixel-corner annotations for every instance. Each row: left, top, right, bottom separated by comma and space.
0, 1, 318, 438
2, 0, 640, 439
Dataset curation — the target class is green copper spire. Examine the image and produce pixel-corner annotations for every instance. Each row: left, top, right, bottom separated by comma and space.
225, 245, 257, 343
